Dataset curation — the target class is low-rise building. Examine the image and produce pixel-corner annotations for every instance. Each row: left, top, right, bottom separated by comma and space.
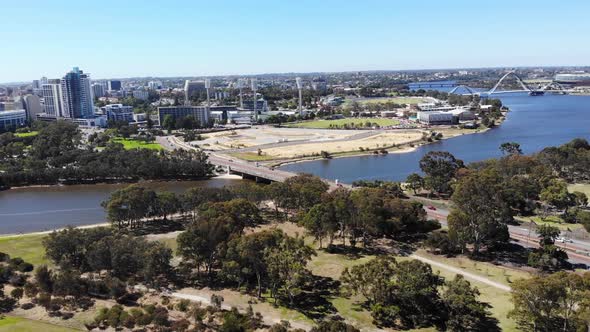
417, 111, 454, 125
102, 104, 134, 123
132, 90, 149, 100
0, 109, 27, 131
157, 106, 210, 127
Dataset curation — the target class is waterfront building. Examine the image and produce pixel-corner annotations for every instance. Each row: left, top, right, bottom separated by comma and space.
61, 67, 94, 119
108, 80, 122, 91
417, 111, 454, 125
0, 109, 27, 131
102, 104, 134, 123
41, 79, 64, 117
554, 73, 590, 86
157, 106, 210, 126
92, 83, 105, 98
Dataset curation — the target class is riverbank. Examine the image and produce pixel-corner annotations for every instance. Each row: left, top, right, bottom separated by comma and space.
266, 120, 501, 168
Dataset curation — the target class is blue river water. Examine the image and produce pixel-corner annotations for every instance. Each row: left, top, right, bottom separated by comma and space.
280, 93, 590, 183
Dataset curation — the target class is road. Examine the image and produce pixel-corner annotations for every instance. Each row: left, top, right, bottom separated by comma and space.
425, 207, 590, 266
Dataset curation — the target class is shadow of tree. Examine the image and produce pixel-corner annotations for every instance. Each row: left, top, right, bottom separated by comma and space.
282, 274, 340, 320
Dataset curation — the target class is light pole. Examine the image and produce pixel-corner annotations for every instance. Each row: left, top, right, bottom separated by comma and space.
296, 77, 303, 117
251, 78, 258, 123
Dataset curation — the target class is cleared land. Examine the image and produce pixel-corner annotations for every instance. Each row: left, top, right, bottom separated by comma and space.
0, 234, 48, 266
289, 118, 400, 129
256, 131, 423, 159
0, 316, 79, 332
112, 137, 162, 150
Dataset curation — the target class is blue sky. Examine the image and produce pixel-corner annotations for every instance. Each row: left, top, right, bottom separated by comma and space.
2, 0, 589, 82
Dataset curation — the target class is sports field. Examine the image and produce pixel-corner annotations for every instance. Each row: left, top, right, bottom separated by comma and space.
289, 118, 400, 129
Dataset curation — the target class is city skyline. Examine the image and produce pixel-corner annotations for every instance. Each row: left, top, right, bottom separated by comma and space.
2, 0, 590, 82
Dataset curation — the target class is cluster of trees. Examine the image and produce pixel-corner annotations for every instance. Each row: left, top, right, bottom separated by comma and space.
421, 140, 590, 258
510, 271, 590, 332
0, 121, 213, 188
341, 256, 497, 330
0, 253, 35, 312
300, 186, 439, 248
43, 227, 173, 285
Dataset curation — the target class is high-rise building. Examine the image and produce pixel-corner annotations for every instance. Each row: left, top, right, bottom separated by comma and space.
61, 67, 94, 119
92, 83, 105, 98
107, 80, 122, 91
184, 80, 206, 105
22, 95, 42, 120
42, 79, 64, 117
148, 80, 162, 90
32, 80, 41, 90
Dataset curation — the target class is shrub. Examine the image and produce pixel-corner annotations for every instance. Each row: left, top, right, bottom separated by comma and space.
176, 299, 190, 312
10, 288, 24, 300
20, 302, 35, 310
17, 262, 34, 273
0, 253, 10, 262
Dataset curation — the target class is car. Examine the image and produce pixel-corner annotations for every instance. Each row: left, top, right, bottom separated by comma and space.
427, 205, 437, 211
556, 237, 573, 243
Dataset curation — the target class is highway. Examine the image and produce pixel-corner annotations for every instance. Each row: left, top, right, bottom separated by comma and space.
425, 207, 590, 266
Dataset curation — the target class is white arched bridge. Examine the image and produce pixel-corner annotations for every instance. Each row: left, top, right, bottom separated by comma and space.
449, 71, 570, 96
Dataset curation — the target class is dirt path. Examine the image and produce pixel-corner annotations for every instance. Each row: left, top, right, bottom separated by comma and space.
170, 289, 313, 331
410, 254, 512, 292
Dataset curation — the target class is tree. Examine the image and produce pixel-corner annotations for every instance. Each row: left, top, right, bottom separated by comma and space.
448, 170, 512, 255
419, 151, 464, 196
221, 229, 285, 297
155, 191, 180, 221
500, 142, 523, 156
527, 224, 568, 271
311, 318, 360, 332
300, 202, 338, 248
406, 173, 424, 195
540, 179, 574, 213
162, 115, 175, 133
442, 275, 496, 331
341, 257, 444, 329
264, 235, 315, 304
35, 265, 53, 293
509, 272, 590, 332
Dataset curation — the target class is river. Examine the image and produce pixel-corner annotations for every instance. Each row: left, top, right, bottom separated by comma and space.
280, 93, 590, 183
0, 178, 241, 234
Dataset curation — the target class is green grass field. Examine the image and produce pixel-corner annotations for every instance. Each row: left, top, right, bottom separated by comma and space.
112, 138, 162, 150
14, 131, 39, 138
0, 316, 79, 332
0, 234, 48, 266
289, 118, 400, 129
354, 97, 427, 105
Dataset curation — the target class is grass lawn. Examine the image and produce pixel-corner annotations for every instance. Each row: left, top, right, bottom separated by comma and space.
0, 234, 48, 266
289, 118, 400, 129
569, 183, 590, 197
0, 316, 79, 332
516, 215, 584, 231
356, 97, 427, 105
112, 138, 162, 150
14, 131, 38, 138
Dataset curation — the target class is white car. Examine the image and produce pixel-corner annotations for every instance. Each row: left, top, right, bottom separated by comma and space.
556, 237, 573, 243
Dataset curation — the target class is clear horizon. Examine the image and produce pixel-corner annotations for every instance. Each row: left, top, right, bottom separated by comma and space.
2, 0, 589, 82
